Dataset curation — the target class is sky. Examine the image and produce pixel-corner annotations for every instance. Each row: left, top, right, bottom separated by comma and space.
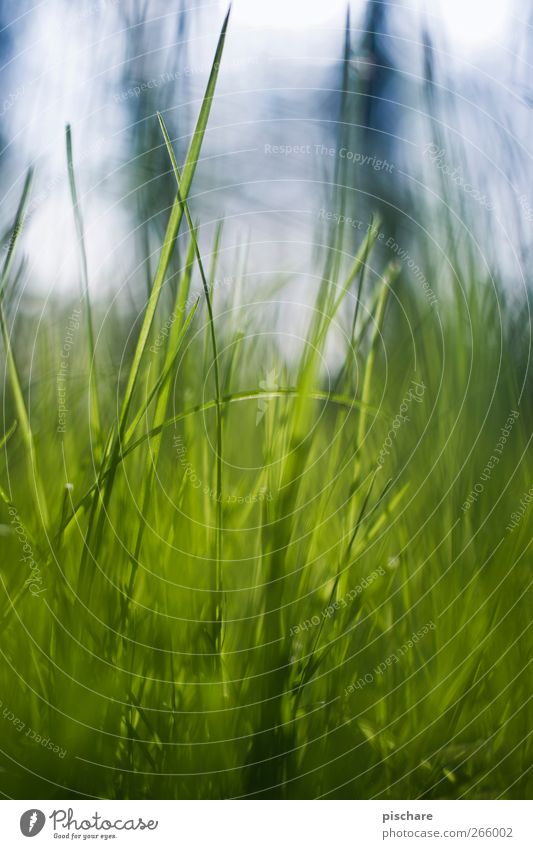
230, 0, 511, 50
0, 0, 524, 297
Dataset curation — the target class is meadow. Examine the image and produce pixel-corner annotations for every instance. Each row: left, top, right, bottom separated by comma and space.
0, 11, 531, 800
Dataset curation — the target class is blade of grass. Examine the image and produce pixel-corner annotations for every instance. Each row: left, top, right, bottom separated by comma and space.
0, 170, 49, 527
0, 419, 17, 452
124, 296, 199, 445
294, 221, 381, 450
79, 8, 231, 579
117, 6, 230, 442
124, 294, 200, 612
0, 170, 34, 294
66, 124, 102, 442
357, 259, 400, 448
158, 111, 224, 654
209, 218, 224, 292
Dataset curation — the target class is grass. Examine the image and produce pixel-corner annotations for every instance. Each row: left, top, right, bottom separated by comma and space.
0, 11, 531, 800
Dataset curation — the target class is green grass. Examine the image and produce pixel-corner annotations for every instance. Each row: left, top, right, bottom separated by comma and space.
0, 12, 531, 800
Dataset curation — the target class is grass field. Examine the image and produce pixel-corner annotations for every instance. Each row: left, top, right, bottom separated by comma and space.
0, 12, 531, 800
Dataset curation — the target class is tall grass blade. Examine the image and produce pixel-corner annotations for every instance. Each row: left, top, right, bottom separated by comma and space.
158, 111, 225, 654
117, 6, 230, 441
79, 7, 231, 579
0, 170, 49, 527
0, 419, 17, 452
124, 295, 200, 611
357, 259, 400, 447
65, 124, 102, 441
124, 296, 199, 445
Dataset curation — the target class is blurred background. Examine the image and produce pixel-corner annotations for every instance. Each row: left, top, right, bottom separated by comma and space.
0, 0, 531, 309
